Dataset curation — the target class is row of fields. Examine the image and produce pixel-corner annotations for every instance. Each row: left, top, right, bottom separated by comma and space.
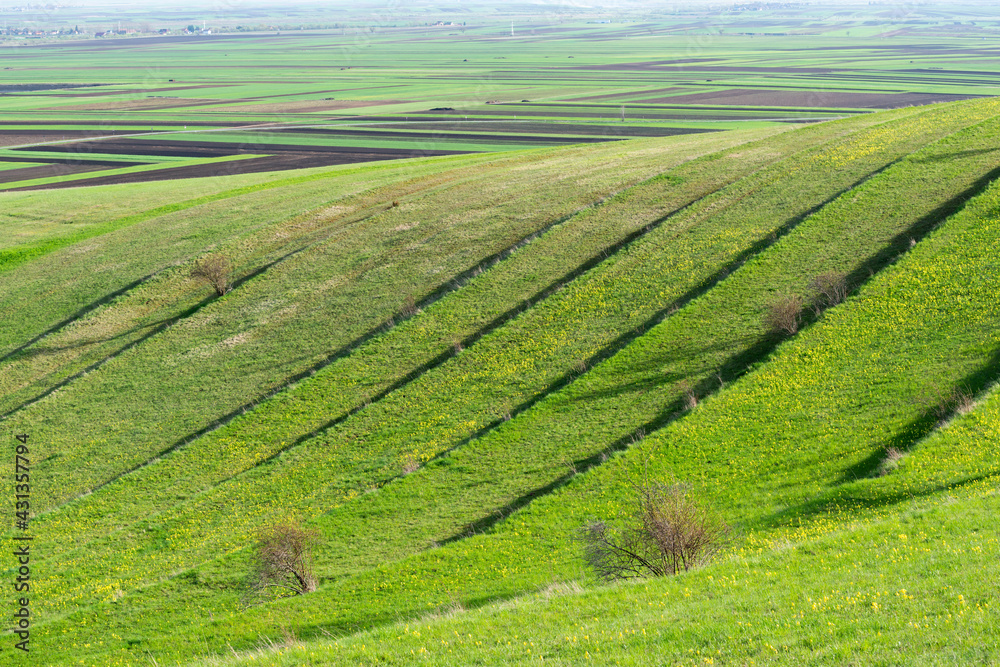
3, 13, 999, 189
13, 98, 1000, 663
158, 108, 1000, 665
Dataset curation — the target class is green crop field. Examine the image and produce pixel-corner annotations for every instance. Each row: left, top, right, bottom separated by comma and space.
3, 1, 1000, 189
1, 1, 999, 665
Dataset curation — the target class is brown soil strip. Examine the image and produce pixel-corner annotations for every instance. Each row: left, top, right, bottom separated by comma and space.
41, 98, 408, 114
7, 147, 471, 191
368, 122, 712, 138
0, 154, 147, 167
20, 140, 235, 159
0, 83, 102, 94
17, 138, 476, 160
0, 132, 91, 148
40, 98, 216, 112
568, 87, 689, 102
414, 107, 840, 120
645, 89, 982, 109
211, 99, 409, 114
270, 127, 619, 144
39, 84, 228, 98
0, 163, 111, 184
0, 120, 231, 128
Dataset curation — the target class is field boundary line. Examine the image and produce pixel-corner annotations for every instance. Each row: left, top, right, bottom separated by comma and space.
441, 126, 1000, 544
32, 165, 696, 517
0, 150, 489, 275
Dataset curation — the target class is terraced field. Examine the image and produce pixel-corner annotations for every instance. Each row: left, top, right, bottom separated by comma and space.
3, 93, 999, 664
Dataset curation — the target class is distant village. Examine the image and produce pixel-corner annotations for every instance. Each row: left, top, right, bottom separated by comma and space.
0, 21, 476, 39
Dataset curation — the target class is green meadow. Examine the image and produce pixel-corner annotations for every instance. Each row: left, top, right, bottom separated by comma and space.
1, 3, 999, 665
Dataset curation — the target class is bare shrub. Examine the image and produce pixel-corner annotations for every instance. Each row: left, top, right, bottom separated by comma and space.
764, 294, 803, 336
916, 384, 977, 422
401, 455, 420, 475
809, 271, 849, 313
191, 254, 232, 296
954, 389, 976, 416
401, 293, 418, 317
678, 380, 698, 410
579, 482, 729, 582
242, 522, 319, 606
875, 447, 906, 477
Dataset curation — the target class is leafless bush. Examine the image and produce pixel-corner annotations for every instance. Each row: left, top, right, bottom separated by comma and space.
764, 294, 804, 336
916, 384, 976, 422
191, 254, 232, 296
678, 380, 698, 410
401, 293, 418, 317
242, 522, 319, 606
875, 446, 906, 477
401, 455, 420, 475
809, 271, 849, 313
579, 482, 729, 582
954, 389, 977, 416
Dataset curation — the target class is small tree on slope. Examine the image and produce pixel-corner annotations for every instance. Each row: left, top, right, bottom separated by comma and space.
580, 482, 729, 581
242, 521, 319, 606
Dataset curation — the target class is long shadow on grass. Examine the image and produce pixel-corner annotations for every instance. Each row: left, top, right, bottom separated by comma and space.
48, 183, 667, 506
416, 159, 917, 500
838, 345, 1000, 484
0, 163, 465, 365
841, 163, 1000, 294
909, 146, 1000, 163
74, 160, 784, 498
0, 270, 161, 366
1, 192, 438, 426
0, 248, 307, 425
441, 160, 1000, 542
211, 157, 894, 486
231, 189, 719, 469
754, 470, 1000, 535
290, 590, 520, 644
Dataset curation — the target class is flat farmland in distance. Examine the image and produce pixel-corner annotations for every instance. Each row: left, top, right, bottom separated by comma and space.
2, 1, 999, 189
4, 3, 1000, 665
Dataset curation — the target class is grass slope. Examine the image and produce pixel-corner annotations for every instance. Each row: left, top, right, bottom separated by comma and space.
198, 484, 1000, 666
5, 132, 756, 510
171, 128, 1000, 666
13, 99, 999, 664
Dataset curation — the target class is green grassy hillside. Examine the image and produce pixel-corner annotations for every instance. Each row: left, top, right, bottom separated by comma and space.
2, 99, 999, 666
